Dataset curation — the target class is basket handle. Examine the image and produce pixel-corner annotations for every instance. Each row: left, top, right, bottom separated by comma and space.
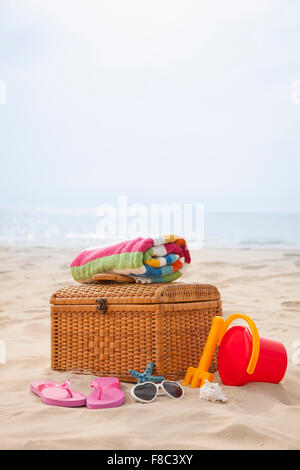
91, 273, 135, 283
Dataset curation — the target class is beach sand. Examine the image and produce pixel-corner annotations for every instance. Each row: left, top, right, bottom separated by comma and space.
0, 245, 300, 450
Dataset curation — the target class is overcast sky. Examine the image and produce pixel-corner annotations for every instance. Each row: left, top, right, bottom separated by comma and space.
0, 0, 299, 212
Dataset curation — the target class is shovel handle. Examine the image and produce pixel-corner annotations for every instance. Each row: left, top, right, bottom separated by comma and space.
198, 316, 224, 370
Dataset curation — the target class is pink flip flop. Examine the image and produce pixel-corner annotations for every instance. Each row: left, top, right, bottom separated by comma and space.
86, 377, 125, 409
30, 379, 86, 408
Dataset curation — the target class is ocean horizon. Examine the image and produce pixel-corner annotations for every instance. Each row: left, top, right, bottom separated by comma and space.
0, 207, 299, 249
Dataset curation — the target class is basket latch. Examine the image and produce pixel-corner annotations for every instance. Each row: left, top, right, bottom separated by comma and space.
96, 298, 107, 314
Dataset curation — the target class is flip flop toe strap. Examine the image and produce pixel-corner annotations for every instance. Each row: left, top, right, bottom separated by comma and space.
90, 381, 119, 400
38, 380, 73, 398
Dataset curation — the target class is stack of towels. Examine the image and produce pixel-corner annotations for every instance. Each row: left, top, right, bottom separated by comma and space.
71, 235, 191, 283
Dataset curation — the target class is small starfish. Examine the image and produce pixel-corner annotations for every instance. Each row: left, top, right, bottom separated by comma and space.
129, 361, 164, 384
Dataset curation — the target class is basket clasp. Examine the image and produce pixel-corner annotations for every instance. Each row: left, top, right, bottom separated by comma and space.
96, 298, 107, 314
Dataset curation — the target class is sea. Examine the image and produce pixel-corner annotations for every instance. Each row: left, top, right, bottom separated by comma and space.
0, 207, 299, 249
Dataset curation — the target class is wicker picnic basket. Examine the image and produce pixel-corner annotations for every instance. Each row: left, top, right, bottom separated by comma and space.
50, 274, 222, 382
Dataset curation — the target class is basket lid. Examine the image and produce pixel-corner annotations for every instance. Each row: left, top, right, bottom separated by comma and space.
50, 281, 220, 305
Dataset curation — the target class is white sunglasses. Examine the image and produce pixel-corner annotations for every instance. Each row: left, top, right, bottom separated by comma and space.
130, 380, 184, 403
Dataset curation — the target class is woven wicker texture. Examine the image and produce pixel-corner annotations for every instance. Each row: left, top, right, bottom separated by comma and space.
51, 282, 222, 382
50, 281, 220, 305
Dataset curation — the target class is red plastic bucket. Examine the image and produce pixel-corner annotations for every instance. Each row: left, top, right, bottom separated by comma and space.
218, 326, 288, 386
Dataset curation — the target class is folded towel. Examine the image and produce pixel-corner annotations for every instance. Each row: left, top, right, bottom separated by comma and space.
70, 235, 191, 284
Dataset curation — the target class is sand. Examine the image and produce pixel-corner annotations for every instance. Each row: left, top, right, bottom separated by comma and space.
0, 245, 300, 450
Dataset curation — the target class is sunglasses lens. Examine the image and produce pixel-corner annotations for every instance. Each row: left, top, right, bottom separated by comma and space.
162, 381, 183, 398
134, 383, 157, 402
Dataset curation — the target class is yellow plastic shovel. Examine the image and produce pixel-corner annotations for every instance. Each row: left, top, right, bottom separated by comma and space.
182, 315, 225, 388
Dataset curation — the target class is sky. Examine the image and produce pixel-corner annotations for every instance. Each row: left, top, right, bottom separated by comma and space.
0, 0, 300, 212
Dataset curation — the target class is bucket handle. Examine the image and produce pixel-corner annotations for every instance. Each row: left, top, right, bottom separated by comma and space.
217, 314, 260, 375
